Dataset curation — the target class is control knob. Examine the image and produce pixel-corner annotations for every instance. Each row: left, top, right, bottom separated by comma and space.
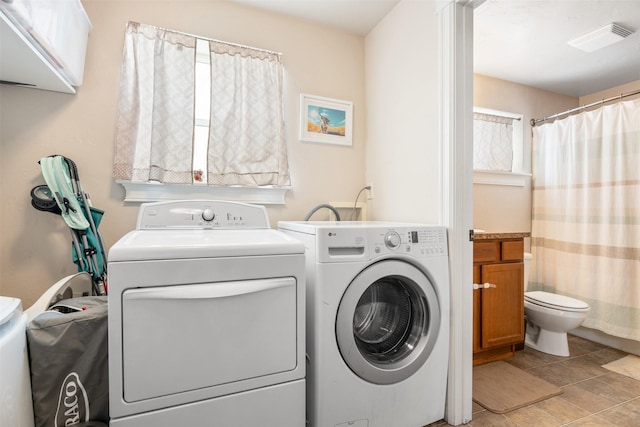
384, 231, 401, 249
202, 208, 215, 222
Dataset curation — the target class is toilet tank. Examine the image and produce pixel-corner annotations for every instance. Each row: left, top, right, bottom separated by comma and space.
523, 252, 532, 291
0, 297, 35, 427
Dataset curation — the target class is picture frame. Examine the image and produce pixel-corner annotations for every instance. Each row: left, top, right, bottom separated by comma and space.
300, 94, 353, 146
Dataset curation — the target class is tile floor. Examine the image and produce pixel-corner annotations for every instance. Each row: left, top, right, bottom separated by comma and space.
428, 335, 640, 426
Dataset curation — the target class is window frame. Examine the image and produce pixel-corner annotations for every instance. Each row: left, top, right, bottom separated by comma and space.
117, 180, 289, 204
472, 107, 529, 187
113, 24, 290, 204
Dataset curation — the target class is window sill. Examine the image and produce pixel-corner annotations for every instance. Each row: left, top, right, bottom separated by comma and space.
473, 170, 531, 187
116, 180, 289, 205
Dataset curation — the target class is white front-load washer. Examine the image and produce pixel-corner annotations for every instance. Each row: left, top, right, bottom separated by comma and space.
108, 201, 305, 427
278, 221, 450, 427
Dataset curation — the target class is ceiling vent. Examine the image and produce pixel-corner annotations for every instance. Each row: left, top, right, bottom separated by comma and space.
568, 23, 634, 52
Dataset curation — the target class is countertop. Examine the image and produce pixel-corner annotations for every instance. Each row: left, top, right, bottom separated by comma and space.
472, 231, 531, 240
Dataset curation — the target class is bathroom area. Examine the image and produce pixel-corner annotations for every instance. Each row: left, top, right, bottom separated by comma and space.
464, 71, 640, 425
472, 73, 640, 360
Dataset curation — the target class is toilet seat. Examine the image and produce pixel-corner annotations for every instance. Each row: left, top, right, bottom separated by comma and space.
525, 291, 589, 312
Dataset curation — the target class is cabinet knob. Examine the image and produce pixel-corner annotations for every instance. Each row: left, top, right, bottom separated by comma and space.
473, 282, 497, 290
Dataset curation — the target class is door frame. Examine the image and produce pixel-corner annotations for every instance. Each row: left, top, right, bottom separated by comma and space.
439, 0, 483, 424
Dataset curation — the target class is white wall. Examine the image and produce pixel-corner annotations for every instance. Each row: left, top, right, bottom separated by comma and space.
472, 76, 640, 237
579, 79, 640, 105
365, 1, 441, 223
472, 74, 577, 234
0, 0, 367, 305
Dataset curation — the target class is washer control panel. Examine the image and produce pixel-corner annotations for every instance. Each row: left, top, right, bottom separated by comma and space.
372, 226, 448, 257
135, 200, 270, 230
294, 222, 449, 263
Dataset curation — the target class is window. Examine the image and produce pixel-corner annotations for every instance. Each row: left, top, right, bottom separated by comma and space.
472, 107, 527, 187
193, 39, 211, 184
473, 107, 523, 173
112, 22, 290, 203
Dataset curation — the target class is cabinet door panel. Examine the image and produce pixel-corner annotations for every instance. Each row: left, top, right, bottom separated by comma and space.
502, 240, 524, 261
473, 241, 500, 263
480, 263, 524, 349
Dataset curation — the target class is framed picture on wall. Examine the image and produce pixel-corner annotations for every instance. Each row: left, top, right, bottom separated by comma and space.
300, 94, 353, 146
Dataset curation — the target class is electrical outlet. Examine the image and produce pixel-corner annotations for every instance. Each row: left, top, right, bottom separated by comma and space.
366, 183, 374, 200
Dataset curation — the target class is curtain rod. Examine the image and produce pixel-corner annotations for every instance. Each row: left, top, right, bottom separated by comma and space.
128, 21, 282, 56
531, 88, 640, 127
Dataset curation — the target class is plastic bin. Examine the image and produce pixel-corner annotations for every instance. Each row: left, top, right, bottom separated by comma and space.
0, 296, 35, 427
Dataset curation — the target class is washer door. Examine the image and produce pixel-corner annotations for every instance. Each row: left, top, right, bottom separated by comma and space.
336, 260, 441, 384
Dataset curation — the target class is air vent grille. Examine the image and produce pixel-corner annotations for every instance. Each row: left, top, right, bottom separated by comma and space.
611, 23, 633, 38
568, 23, 634, 52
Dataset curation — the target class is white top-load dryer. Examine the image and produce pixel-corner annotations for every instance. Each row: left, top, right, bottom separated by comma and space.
108, 201, 305, 427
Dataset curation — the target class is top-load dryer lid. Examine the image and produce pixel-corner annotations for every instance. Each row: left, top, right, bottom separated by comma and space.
109, 200, 304, 262
108, 228, 304, 261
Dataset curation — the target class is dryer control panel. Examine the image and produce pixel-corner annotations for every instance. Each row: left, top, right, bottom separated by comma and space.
135, 200, 270, 230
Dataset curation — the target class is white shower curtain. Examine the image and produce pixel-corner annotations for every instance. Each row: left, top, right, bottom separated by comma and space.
531, 97, 640, 342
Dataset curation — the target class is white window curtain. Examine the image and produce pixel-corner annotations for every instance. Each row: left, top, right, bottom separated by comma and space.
531, 98, 640, 341
207, 41, 290, 186
113, 22, 290, 187
113, 22, 196, 184
473, 112, 514, 171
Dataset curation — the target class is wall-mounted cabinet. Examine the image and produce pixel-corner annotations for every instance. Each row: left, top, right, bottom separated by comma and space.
0, 0, 91, 94
473, 234, 526, 366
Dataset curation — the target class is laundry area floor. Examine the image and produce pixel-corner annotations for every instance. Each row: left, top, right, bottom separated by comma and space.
428, 336, 640, 426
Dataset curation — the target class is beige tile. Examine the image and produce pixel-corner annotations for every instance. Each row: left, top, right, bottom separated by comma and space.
590, 348, 630, 366
471, 401, 485, 414
528, 359, 598, 387
507, 347, 563, 370
598, 397, 640, 427
423, 419, 449, 427
563, 354, 611, 379
534, 395, 591, 424
564, 413, 615, 426
568, 335, 608, 356
467, 410, 517, 426
503, 403, 563, 426
597, 372, 640, 399
468, 338, 640, 427
560, 382, 618, 413
574, 373, 640, 404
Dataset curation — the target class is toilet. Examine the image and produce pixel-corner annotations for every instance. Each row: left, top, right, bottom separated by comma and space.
523, 253, 590, 356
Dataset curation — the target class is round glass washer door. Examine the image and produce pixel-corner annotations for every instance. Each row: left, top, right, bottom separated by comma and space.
336, 259, 441, 385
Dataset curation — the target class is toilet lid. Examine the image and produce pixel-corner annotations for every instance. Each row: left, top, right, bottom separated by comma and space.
525, 291, 589, 312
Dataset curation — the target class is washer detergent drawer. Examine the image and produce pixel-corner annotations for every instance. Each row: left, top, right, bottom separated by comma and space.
121, 277, 297, 402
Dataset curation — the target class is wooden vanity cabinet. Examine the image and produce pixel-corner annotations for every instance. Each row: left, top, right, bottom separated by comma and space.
473, 238, 525, 366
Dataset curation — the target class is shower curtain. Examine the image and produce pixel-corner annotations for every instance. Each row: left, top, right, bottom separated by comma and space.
531, 97, 640, 342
